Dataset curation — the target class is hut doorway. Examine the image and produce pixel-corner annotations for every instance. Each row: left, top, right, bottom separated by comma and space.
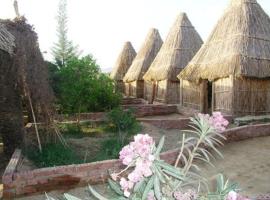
150, 81, 157, 104
207, 81, 212, 113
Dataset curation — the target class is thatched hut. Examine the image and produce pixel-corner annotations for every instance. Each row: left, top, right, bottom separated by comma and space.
0, 18, 54, 155
110, 42, 136, 93
178, 0, 270, 116
123, 28, 163, 98
143, 13, 203, 104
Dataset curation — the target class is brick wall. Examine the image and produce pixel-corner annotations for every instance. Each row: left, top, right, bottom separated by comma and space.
3, 123, 270, 199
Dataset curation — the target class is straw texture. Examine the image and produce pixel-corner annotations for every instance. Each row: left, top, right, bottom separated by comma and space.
179, 0, 270, 81
123, 28, 163, 82
143, 13, 203, 81
0, 24, 15, 55
110, 42, 136, 81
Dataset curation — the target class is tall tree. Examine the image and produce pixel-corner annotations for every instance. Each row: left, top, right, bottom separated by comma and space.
52, 0, 79, 67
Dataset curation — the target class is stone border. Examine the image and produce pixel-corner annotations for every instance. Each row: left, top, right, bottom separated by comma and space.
3, 123, 270, 199
56, 104, 178, 122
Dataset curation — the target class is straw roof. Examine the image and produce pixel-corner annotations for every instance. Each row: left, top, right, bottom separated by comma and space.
143, 13, 203, 81
0, 23, 15, 55
123, 28, 163, 83
179, 0, 270, 82
110, 41, 136, 81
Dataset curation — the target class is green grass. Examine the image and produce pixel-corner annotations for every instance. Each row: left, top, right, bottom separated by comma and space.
59, 123, 106, 138
25, 143, 82, 168
87, 137, 127, 162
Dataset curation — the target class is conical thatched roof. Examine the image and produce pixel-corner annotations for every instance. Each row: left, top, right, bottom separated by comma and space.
123, 28, 163, 83
143, 13, 203, 81
110, 41, 136, 81
179, 0, 270, 82
0, 23, 15, 55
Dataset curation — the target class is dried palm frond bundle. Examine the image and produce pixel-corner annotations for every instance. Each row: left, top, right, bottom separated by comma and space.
143, 13, 203, 103
0, 18, 56, 155
178, 0, 270, 116
123, 28, 163, 98
0, 23, 15, 55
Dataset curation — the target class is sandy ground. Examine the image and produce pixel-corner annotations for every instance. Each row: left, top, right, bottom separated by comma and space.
198, 136, 270, 197
14, 125, 270, 199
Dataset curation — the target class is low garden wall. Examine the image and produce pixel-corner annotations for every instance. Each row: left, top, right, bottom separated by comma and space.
121, 97, 147, 105
56, 104, 178, 122
3, 123, 270, 199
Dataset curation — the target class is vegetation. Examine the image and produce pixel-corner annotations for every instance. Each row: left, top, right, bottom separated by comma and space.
26, 143, 81, 168
54, 55, 121, 114
46, 113, 250, 200
51, 0, 79, 67
107, 107, 141, 146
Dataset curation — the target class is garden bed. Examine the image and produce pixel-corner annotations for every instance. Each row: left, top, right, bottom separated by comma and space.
3, 123, 270, 199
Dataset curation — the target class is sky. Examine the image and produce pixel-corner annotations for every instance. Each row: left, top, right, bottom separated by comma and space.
0, 0, 270, 72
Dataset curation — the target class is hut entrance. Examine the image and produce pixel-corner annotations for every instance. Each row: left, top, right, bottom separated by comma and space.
150, 81, 157, 104
207, 81, 212, 113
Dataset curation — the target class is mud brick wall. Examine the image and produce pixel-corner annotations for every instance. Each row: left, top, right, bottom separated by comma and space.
121, 97, 147, 105
3, 123, 270, 199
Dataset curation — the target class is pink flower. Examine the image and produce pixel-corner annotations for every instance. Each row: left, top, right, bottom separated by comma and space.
128, 170, 143, 183
147, 191, 156, 200
198, 112, 229, 132
226, 191, 251, 200
110, 173, 118, 181
119, 145, 134, 165
119, 178, 134, 197
173, 190, 197, 200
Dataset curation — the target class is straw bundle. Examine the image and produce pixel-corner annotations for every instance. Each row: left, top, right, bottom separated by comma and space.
123, 28, 163, 83
0, 24, 15, 55
143, 13, 203, 81
179, 0, 270, 82
110, 41, 136, 81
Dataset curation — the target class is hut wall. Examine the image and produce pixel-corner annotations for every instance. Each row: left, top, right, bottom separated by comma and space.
144, 81, 154, 103
166, 80, 180, 104
125, 81, 144, 98
233, 78, 270, 115
180, 80, 202, 111
213, 77, 233, 115
156, 80, 167, 103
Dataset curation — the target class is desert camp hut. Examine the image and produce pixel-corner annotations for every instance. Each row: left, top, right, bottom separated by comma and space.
143, 13, 203, 104
178, 0, 270, 116
0, 18, 55, 155
110, 42, 136, 93
123, 28, 163, 98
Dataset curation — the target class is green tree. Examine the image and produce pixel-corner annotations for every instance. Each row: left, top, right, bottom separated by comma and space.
52, 0, 79, 67
57, 55, 121, 116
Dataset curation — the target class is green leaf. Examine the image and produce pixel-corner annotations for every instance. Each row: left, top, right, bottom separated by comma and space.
88, 185, 109, 200
162, 169, 184, 181
133, 178, 146, 194
142, 176, 154, 200
155, 160, 183, 176
154, 136, 165, 157
154, 175, 162, 200
63, 193, 82, 200
108, 179, 124, 196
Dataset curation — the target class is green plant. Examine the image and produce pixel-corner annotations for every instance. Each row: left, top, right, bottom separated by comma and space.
51, 0, 80, 67
26, 143, 81, 168
107, 107, 141, 146
57, 56, 121, 116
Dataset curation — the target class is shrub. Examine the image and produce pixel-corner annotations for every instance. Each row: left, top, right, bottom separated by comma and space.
52, 55, 121, 115
107, 107, 141, 146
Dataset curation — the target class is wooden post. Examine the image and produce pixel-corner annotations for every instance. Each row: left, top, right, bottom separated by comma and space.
179, 79, 183, 106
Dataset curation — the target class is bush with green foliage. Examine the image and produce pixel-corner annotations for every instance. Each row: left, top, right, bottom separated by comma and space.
107, 107, 141, 146
56, 55, 121, 114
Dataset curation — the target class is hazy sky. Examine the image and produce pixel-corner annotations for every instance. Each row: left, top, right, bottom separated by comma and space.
1, 0, 270, 71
